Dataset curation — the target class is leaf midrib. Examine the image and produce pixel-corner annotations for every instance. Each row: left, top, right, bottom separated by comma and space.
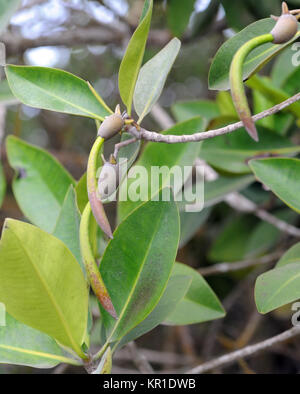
263, 269, 300, 312
108, 206, 167, 341
0, 344, 78, 365
10, 74, 104, 121
11, 228, 82, 354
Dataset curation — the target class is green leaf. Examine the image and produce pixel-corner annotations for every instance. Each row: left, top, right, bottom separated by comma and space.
255, 263, 300, 314
220, 0, 254, 31
246, 75, 300, 118
209, 215, 257, 262
171, 100, 220, 122
200, 127, 300, 174
249, 158, 300, 213
118, 0, 153, 115
208, 18, 300, 91
271, 46, 300, 89
0, 161, 6, 208
0, 313, 78, 368
6, 136, 75, 233
0, 80, 18, 105
0, 0, 21, 33
118, 117, 204, 221
179, 175, 254, 211
167, 0, 196, 37
5, 65, 112, 120
100, 189, 180, 342
179, 208, 211, 248
134, 38, 181, 123
277, 243, 300, 268
0, 219, 88, 357
52, 185, 84, 274
118, 275, 191, 347
165, 262, 225, 325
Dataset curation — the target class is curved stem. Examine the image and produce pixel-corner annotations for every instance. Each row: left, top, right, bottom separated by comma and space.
87, 136, 113, 239
80, 203, 117, 319
229, 33, 274, 141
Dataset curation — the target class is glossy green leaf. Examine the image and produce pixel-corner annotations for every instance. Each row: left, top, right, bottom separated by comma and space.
167, 0, 196, 37
255, 263, 300, 314
249, 158, 300, 213
0, 219, 88, 357
165, 262, 225, 325
200, 127, 300, 174
208, 18, 300, 91
118, 0, 153, 115
118, 275, 191, 347
0, 313, 78, 368
171, 100, 220, 122
134, 38, 181, 123
5, 65, 111, 120
6, 136, 75, 233
118, 117, 204, 221
0, 162, 6, 208
0, 80, 18, 105
0, 0, 21, 33
100, 189, 180, 342
277, 243, 300, 268
52, 185, 84, 274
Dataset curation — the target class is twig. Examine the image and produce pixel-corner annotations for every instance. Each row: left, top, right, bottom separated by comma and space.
116, 347, 194, 366
2, 28, 170, 56
198, 251, 282, 276
225, 192, 300, 238
113, 137, 136, 159
186, 326, 300, 374
127, 342, 155, 374
127, 92, 300, 143
199, 160, 300, 239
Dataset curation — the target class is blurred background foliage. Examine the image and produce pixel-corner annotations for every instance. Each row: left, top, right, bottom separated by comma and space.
1, 0, 300, 374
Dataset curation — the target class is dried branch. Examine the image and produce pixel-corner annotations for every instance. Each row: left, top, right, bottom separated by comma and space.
127, 92, 300, 143
198, 251, 282, 276
187, 326, 300, 374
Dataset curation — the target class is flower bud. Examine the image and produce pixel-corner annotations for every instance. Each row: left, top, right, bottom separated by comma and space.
97, 156, 119, 200
97, 113, 124, 140
271, 3, 298, 44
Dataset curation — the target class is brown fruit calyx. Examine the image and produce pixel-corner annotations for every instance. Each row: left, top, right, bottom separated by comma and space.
271, 2, 298, 44
97, 104, 125, 139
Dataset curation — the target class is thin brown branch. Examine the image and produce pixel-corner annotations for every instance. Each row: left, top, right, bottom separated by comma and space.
186, 326, 300, 374
2, 28, 171, 56
127, 342, 155, 374
113, 137, 136, 159
127, 92, 300, 143
198, 251, 282, 276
